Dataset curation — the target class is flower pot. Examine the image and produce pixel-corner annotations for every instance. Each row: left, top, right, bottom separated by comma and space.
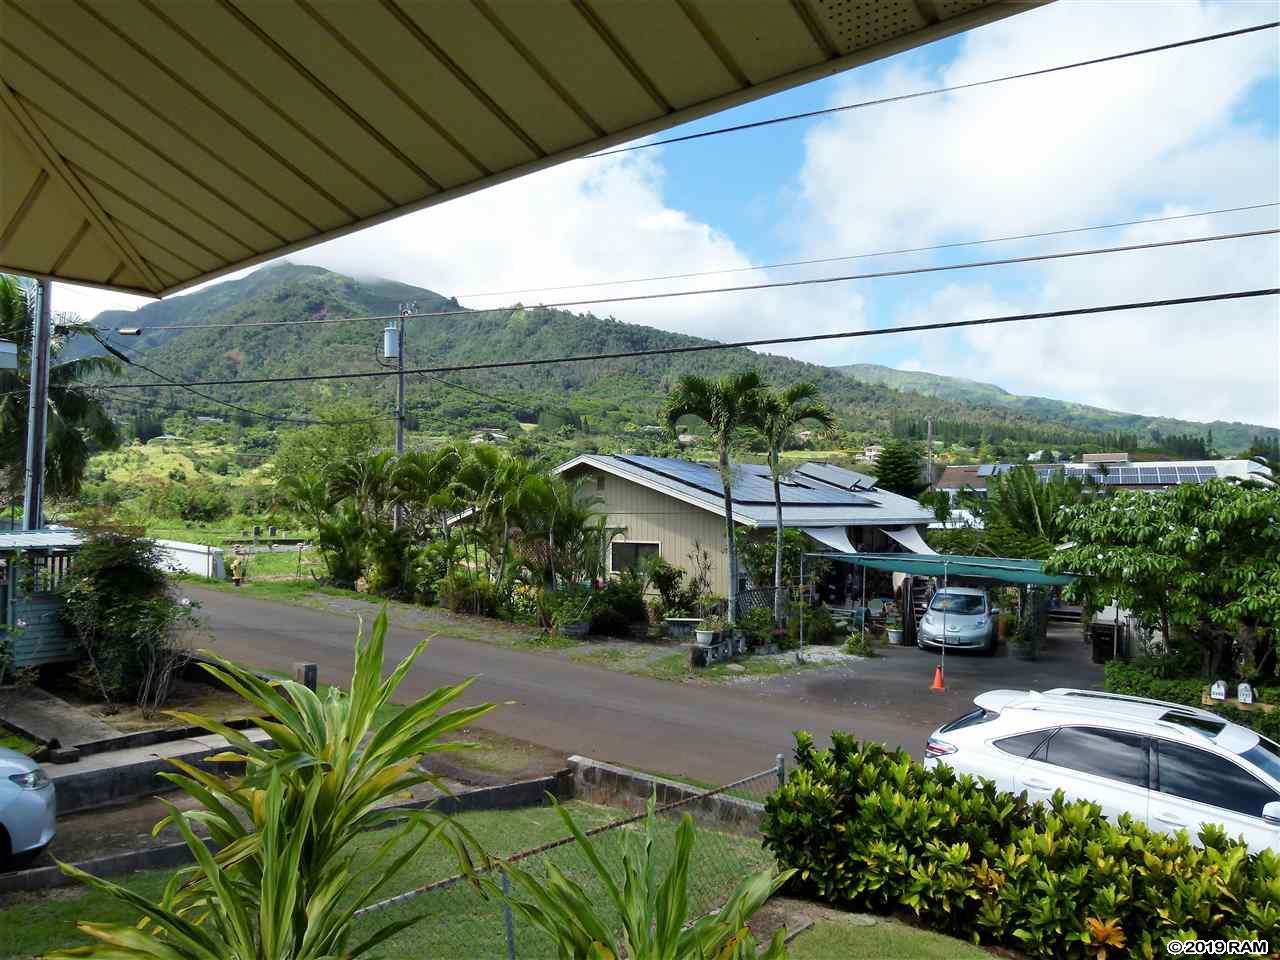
1011, 643, 1035, 661
695, 629, 719, 646
559, 620, 590, 638
886, 627, 904, 645
628, 623, 649, 641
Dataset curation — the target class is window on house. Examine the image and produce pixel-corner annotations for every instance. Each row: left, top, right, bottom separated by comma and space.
611, 542, 658, 573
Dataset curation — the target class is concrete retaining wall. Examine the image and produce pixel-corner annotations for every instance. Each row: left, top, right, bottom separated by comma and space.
154, 539, 224, 579
567, 755, 769, 836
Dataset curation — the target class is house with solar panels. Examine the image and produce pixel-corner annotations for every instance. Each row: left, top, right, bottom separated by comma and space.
932, 458, 1273, 502
555, 454, 935, 597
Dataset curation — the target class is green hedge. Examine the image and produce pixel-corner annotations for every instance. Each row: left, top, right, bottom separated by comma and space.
1105, 661, 1280, 741
762, 732, 1280, 957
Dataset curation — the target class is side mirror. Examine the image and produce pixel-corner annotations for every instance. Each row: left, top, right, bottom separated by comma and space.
1263, 800, 1280, 825
991, 607, 1001, 616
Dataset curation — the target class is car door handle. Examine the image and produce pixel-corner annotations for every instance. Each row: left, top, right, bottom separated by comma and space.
1155, 811, 1187, 826
1023, 778, 1052, 791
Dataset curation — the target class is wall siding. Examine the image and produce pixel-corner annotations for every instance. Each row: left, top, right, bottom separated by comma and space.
576, 467, 732, 596
12, 594, 75, 667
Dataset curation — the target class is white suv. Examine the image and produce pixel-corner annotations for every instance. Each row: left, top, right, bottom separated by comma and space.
924, 688, 1280, 851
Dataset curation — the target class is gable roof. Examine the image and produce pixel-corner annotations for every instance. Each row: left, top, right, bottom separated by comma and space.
556, 454, 932, 528
0, 1, 1040, 297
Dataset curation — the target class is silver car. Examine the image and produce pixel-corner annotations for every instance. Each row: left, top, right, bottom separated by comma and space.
0, 746, 56, 864
918, 587, 996, 655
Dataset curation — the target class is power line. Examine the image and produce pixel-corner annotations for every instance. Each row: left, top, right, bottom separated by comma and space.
452, 202, 1279, 301
97, 288, 1280, 388
90, 332, 391, 426
103, 227, 1279, 334
591, 20, 1280, 156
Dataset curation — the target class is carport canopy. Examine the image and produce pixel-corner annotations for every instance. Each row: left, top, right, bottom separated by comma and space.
0, 0, 1045, 296
809, 552, 1075, 587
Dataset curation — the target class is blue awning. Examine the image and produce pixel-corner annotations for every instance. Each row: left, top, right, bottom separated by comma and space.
807, 552, 1075, 586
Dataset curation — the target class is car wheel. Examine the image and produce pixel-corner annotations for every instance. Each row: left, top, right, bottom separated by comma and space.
981, 631, 997, 656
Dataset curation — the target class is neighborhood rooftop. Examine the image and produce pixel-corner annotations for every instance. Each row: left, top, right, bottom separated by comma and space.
556, 454, 933, 529
933, 458, 1272, 493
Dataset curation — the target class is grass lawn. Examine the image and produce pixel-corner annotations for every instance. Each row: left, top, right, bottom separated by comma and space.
0, 730, 37, 755
788, 917, 990, 959
0, 802, 772, 960
641, 650, 822, 683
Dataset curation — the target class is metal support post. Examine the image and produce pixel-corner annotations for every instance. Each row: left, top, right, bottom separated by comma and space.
501, 870, 517, 960
776, 752, 785, 790
22, 279, 52, 531
392, 303, 408, 530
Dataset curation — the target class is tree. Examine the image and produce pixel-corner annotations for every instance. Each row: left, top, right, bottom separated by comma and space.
872, 438, 923, 496
752, 382, 834, 623
0, 275, 122, 509
977, 464, 1090, 559
268, 399, 389, 481
1047, 479, 1280, 677
663, 372, 765, 623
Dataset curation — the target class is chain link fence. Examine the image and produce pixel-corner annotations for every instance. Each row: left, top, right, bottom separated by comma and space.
351, 760, 785, 959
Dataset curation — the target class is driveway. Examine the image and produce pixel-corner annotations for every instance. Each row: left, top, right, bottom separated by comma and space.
187, 586, 1102, 785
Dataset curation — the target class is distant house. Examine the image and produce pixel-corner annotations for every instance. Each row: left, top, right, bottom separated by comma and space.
931, 459, 1273, 500
469, 431, 511, 446
1082, 452, 1130, 464
1026, 449, 1062, 462
862, 444, 884, 462
555, 455, 934, 596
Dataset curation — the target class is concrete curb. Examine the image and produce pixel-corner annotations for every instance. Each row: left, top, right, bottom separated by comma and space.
567, 755, 768, 835
0, 770, 573, 895
45, 730, 276, 816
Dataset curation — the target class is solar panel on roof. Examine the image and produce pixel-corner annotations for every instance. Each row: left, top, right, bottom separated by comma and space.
616, 456, 877, 506
1158, 468, 1178, 479
1197, 466, 1218, 479
1118, 469, 1140, 482
977, 465, 995, 477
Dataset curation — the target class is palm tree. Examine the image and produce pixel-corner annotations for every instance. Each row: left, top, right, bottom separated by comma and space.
754, 383, 834, 624
663, 371, 765, 623
978, 464, 1090, 559
0, 275, 121, 512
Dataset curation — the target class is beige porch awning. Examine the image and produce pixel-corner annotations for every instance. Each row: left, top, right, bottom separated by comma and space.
0, 0, 1044, 297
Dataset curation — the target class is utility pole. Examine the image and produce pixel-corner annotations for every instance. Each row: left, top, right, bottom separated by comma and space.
22, 279, 52, 532
925, 414, 934, 488
392, 301, 412, 530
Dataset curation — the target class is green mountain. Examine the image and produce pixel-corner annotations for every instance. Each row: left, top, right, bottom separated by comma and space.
836, 364, 1273, 454
82, 264, 1274, 454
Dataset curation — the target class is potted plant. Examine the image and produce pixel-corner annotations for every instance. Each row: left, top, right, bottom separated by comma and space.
1008, 614, 1034, 660
695, 614, 727, 646
884, 609, 904, 646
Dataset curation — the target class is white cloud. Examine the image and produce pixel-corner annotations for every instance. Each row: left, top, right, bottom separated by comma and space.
790, 0, 1279, 425
51, 0, 1277, 426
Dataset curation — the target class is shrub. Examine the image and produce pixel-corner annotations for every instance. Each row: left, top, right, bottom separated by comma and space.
57, 530, 197, 713
738, 607, 774, 648
598, 577, 647, 624
544, 584, 597, 630
437, 570, 500, 617
589, 604, 632, 638
762, 732, 1280, 957
787, 603, 837, 645
1105, 660, 1280, 740
844, 630, 877, 657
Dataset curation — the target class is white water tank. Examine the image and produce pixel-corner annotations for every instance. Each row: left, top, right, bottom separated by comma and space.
383, 323, 399, 360
0, 339, 16, 370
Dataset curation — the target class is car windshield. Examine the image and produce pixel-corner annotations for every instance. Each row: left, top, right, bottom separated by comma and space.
1242, 735, 1280, 784
930, 593, 985, 615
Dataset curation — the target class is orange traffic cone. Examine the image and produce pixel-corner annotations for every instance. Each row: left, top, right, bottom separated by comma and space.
929, 665, 945, 692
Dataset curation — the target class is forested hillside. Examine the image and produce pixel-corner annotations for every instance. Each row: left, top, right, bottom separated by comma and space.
837, 363, 1273, 453
83, 263, 1273, 453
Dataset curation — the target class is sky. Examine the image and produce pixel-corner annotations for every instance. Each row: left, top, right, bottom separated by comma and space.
54, 1, 1280, 428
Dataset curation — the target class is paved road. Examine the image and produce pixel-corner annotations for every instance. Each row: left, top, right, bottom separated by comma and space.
188, 586, 1102, 784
